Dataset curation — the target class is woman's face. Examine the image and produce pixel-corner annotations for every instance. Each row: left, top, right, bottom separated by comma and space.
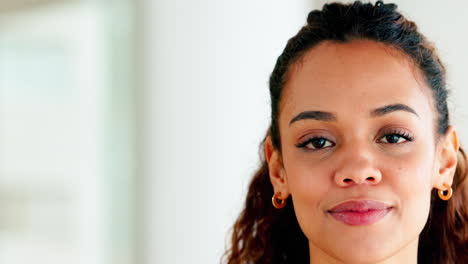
268, 40, 457, 263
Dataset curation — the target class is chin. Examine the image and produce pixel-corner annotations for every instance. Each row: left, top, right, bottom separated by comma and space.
310, 231, 400, 264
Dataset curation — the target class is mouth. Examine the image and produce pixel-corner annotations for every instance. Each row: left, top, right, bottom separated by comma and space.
327, 200, 393, 226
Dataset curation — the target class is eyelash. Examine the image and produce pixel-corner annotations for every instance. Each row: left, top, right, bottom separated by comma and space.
295, 129, 414, 151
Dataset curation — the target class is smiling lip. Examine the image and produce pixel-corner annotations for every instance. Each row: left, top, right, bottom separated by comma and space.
327, 200, 393, 226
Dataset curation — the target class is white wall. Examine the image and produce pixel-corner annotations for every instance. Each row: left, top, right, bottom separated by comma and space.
141, 1, 468, 263
141, 1, 312, 263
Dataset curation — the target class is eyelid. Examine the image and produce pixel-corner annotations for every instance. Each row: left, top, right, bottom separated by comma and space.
296, 129, 336, 142
295, 134, 336, 149
377, 127, 415, 143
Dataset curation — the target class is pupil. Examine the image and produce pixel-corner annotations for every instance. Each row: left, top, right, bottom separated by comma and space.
312, 138, 326, 148
386, 135, 400, 143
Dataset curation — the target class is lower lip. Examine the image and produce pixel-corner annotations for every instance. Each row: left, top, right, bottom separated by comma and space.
328, 208, 392, 226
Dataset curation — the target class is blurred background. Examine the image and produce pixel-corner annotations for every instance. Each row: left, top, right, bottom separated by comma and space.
0, 0, 467, 263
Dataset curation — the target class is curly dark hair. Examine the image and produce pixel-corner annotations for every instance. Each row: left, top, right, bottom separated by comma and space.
222, 1, 468, 264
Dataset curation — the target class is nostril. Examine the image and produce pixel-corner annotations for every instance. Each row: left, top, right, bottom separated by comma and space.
342, 177, 376, 184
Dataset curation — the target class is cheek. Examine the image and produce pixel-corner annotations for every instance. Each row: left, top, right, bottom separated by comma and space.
283, 151, 334, 228
385, 143, 435, 196
284, 150, 332, 197
383, 145, 435, 235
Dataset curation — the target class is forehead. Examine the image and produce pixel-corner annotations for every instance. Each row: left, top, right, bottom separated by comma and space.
280, 39, 434, 123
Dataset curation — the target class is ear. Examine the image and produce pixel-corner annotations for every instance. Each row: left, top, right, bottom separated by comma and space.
265, 135, 290, 199
433, 125, 459, 189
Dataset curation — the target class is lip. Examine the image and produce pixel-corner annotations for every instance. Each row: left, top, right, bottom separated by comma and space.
327, 200, 393, 226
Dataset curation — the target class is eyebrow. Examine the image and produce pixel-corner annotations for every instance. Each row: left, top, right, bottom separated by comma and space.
370, 103, 419, 118
289, 103, 419, 126
289, 111, 336, 125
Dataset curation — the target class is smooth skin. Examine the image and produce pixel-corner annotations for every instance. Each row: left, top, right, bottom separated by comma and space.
265, 40, 459, 264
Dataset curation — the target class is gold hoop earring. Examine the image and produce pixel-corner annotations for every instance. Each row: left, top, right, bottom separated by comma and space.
272, 192, 287, 209
438, 183, 453, 201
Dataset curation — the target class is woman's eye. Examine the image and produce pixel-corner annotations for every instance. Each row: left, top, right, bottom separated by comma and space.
296, 137, 334, 150
378, 133, 412, 144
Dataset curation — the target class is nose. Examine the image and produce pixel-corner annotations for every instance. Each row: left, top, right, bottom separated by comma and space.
333, 148, 382, 187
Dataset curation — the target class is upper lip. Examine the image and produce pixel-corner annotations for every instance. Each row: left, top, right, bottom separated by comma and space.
328, 200, 393, 213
